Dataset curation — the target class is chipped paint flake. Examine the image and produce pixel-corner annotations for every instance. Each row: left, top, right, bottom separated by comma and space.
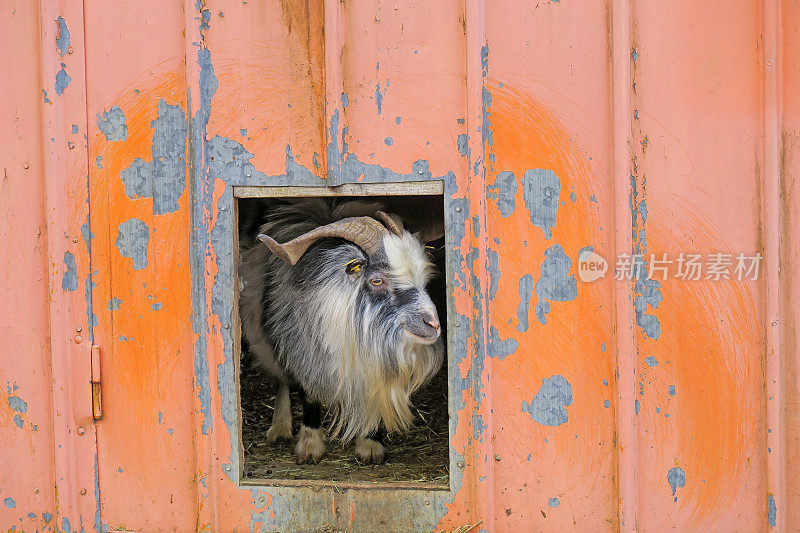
517, 274, 534, 332
97, 106, 128, 142
535, 244, 577, 325
56, 16, 70, 55
62, 251, 78, 291
115, 218, 150, 270
487, 170, 517, 218
667, 467, 686, 502
55, 63, 71, 95
521, 169, 561, 239
548, 497, 560, 508
487, 326, 517, 359
7, 395, 27, 413
522, 375, 573, 426
120, 100, 187, 214
768, 493, 777, 528
107, 297, 122, 311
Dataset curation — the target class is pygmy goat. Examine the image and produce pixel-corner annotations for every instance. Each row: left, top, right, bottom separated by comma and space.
238, 199, 444, 464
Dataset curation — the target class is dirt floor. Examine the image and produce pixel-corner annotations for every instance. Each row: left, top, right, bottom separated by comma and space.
240, 361, 450, 485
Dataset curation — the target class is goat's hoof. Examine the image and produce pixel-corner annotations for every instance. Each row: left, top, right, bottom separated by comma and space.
295, 425, 326, 464
355, 438, 386, 465
266, 424, 293, 444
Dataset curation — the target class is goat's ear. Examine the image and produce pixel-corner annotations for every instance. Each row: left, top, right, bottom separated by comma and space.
416, 220, 445, 243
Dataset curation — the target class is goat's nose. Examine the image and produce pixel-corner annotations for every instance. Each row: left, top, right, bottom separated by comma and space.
424, 316, 440, 329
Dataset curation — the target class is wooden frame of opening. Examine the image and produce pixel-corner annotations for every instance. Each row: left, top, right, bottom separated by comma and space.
232, 180, 452, 491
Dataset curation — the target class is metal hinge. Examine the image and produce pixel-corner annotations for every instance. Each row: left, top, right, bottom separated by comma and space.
91, 345, 102, 420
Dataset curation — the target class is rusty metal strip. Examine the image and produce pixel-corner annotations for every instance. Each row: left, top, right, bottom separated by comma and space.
611, 0, 638, 529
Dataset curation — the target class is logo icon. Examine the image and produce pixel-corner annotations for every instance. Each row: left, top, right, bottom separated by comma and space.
578, 249, 608, 282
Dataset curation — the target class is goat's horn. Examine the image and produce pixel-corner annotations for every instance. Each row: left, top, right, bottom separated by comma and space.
376, 211, 404, 236
258, 216, 390, 265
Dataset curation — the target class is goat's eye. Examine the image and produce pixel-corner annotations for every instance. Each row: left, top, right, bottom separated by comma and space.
370, 278, 384, 286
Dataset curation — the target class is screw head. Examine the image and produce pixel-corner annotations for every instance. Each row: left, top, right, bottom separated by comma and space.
77, 427, 86, 436
76, 326, 82, 332
74, 335, 82, 344
23, 163, 30, 169
457, 460, 465, 468
80, 488, 87, 495
67, 45, 74, 54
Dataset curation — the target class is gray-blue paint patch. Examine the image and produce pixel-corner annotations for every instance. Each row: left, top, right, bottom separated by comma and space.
521, 169, 561, 238
151, 302, 162, 311
107, 297, 122, 311
71, 124, 78, 134
55, 63, 71, 95
115, 218, 149, 270
668, 385, 676, 396
602, 379, 609, 386
13, 414, 23, 428
487, 326, 517, 359
635, 273, 662, 340
473, 413, 486, 440
457, 134, 469, 157
395, 116, 401, 125
375, 83, 384, 114
43, 90, 51, 103
120, 100, 187, 214
384, 136, 393, 146
487, 170, 517, 218
341, 91, 349, 108
601, 341, 606, 352
548, 497, 560, 508
3, 497, 15, 508
62, 252, 78, 291
56, 17, 70, 55
27, 512, 36, 519
535, 244, 577, 325
487, 248, 500, 300
634, 399, 641, 414
8, 396, 27, 413
95, 155, 103, 169
239, 128, 247, 136
768, 493, 777, 528
97, 106, 128, 142
644, 356, 658, 367
517, 274, 533, 333
119, 335, 130, 342
522, 375, 573, 426
667, 467, 686, 501
62, 517, 70, 533
603, 399, 610, 408
570, 191, 576, 202
43, 512, 52, 522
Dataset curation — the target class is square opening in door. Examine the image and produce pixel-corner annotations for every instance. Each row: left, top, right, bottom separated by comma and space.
237, 192, 449, 485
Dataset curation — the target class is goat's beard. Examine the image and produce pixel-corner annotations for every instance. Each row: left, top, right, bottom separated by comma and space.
313, 302, 444, 442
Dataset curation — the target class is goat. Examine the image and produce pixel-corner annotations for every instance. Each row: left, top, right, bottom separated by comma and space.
239, 199, 444, 464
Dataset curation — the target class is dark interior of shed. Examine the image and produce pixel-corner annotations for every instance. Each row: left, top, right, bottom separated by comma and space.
237, 194, 449, 485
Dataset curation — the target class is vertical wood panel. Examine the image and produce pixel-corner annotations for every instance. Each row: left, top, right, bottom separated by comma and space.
0, 2, 59, 529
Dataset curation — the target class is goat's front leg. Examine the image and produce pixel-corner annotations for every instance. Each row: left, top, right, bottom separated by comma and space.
355, 427, 386, 464
295, 390, 326, 464
265, 377, 293, 443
